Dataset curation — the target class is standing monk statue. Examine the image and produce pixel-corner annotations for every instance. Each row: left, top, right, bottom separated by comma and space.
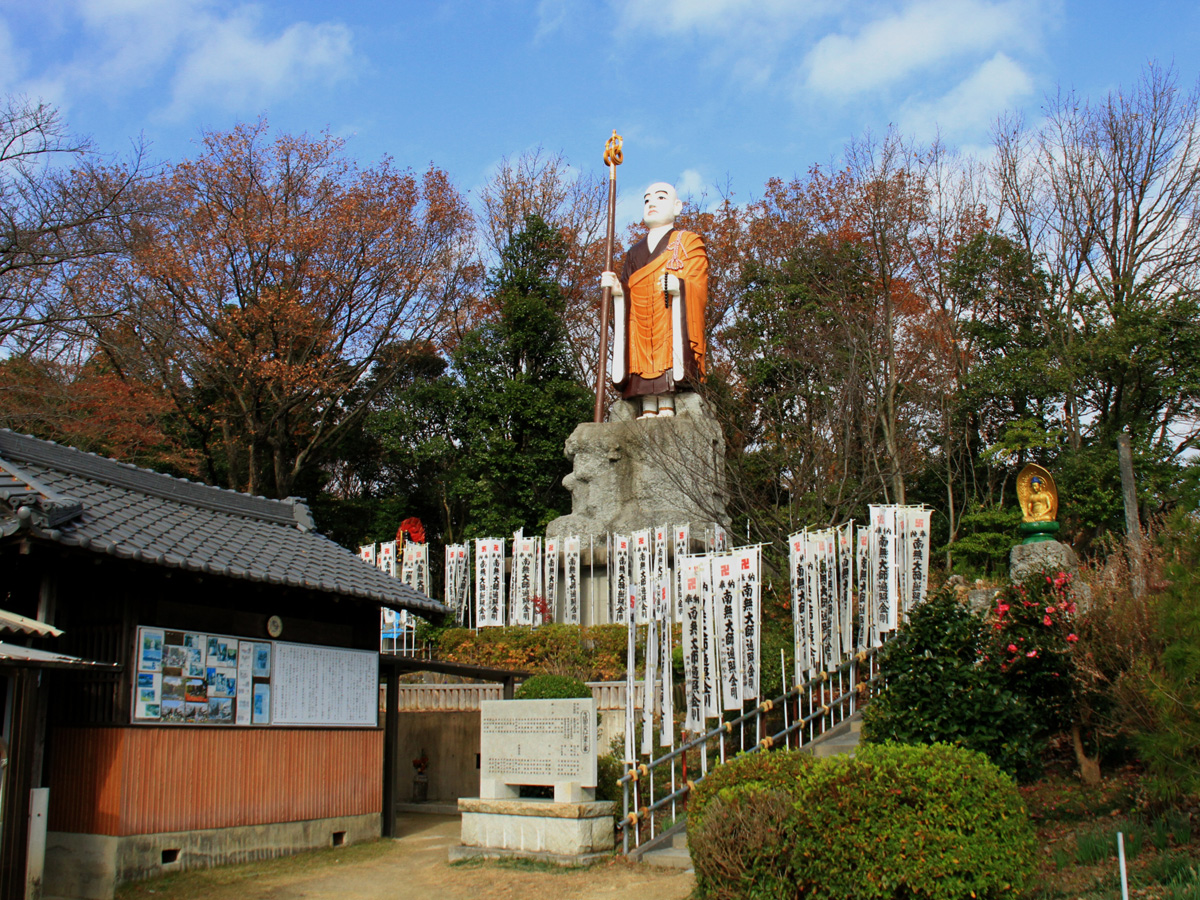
600, 182, 708, 419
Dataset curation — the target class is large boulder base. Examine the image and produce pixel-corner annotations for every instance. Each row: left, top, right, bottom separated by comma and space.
545, 393, 727, 541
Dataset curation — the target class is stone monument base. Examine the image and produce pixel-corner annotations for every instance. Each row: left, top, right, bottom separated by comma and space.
545, 392, 726, 540
1009, 539, 1079, 583
453, 797, 616, 864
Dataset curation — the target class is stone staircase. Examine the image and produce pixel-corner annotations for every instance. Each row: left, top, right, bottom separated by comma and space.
638, 713, 863, 872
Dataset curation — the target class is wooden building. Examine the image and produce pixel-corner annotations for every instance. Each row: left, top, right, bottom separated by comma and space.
0, 430, 445, 900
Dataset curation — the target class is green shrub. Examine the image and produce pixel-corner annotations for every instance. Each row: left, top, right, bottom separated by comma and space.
514, 673, 591, 699
788, 743, 1035, 899
1124, 514, 1200, 802
862, 588, 1043, 777
688, 748, 813, 837
687, 742, 1035, 900
689, 787, 795, 900
596, 753, 624, 806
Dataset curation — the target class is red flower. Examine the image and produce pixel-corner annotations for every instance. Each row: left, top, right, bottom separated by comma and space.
1043, 615, 1053, 626
1066, 633, 1079, 643
1026, 650, 1038, 658
1008, 643, 1018, 653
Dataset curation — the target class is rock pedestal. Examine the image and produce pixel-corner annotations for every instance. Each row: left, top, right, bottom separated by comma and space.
451, 797, 616, 864
545, 392, 727, 541
1009, 540, 1079, 583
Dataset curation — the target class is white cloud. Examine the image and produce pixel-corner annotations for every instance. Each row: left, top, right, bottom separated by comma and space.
675, 168, 706, 199
614, 0, 823, 34
804, 0, 1041, 97
899, 52, 1034, 140
21, 1, 355, 120
165, 13, 352, 120
0, 20, 26, 93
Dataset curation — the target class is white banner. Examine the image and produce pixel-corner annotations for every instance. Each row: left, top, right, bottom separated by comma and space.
700, 552, 720, 720
871, 506, 899, 633
655, 527, 673, 747
492, 540, 506, 625
673, 524, 689, 621
735, 546, 761, 700
544, 537, 559, 624
511, 537, 539, 626
909, 509, 931, 610
838, 525, 854, 658
444, 544, 469, 623
563, 536, 581, 625
711, 523, 728, 551
789, 533, 811, 684
359, 543, 376, 566
378, 540, 396, 578
713, 554, 744, 711
475, 539, 504, 627
632, 530, 651, 625
612, 535, 630, 625
856, 526, 872, 649
401, 542, 429, 597
681, 556, 705, 733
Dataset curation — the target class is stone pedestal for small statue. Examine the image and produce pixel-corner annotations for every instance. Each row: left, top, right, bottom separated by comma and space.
545, 392, 727, 541
1009, 540, 1079, 583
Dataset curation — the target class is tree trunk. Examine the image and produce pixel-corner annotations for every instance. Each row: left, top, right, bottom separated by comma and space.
1117, 432, 1145, 598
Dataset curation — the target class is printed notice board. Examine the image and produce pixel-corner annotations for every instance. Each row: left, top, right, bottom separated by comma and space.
133, 626, 377, 727
272, 641, 377, 726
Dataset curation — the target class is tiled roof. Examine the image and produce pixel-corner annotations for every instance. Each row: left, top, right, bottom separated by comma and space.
0, 430, 445, 617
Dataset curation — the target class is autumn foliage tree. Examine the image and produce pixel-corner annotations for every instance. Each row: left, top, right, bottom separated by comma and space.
79, 120, 476, 498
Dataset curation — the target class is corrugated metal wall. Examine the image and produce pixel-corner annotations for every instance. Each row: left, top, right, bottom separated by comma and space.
47, 727, 383, 837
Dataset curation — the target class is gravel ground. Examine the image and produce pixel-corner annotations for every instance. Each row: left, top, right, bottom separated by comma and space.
115, 814, 695, 900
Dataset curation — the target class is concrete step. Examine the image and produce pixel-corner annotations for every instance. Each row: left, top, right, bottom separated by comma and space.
641, 844, 693, 871
809, 733, 860, 759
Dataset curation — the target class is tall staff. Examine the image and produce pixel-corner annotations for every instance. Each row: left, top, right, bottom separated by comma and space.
593, 130, 623, 423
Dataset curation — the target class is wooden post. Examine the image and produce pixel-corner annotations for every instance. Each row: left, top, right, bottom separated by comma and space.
381, 666, 400, 837
593, 131, 623, 423
1117, 433, 1145, 598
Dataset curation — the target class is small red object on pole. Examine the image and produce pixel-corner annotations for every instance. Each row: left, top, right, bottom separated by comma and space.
593, 130, 623, 423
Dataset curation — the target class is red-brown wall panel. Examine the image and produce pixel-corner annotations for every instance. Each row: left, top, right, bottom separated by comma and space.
48, 727, 382, 836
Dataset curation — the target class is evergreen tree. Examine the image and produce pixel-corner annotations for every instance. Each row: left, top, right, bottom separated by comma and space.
450, 214, 591, 536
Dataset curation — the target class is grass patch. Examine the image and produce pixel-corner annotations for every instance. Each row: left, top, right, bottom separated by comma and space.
448, 854, 595, 873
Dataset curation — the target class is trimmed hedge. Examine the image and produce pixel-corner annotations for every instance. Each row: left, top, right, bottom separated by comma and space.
688, 743, 1036, 900
514, 673, 591, 699
688, 747, 814, 836
437, 624, 636, 681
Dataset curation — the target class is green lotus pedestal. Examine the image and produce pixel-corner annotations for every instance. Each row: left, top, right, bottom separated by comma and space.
1020, 521, 1060, 545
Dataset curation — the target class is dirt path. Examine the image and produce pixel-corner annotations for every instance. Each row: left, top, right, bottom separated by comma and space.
116, 815, 695, 900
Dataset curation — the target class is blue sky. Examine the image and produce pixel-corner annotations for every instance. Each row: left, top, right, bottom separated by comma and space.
3, 0, 1198, 223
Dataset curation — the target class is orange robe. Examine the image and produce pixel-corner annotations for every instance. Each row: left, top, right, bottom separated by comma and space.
613, 229, 708, 398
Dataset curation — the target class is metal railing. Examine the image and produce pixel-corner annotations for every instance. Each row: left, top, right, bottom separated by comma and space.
618, 646, 885, 855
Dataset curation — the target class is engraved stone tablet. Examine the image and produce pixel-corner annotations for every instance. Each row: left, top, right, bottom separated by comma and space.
480, 699, 597, 788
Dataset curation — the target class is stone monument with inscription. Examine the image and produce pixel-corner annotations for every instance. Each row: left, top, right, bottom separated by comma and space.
453, 698, 615, 864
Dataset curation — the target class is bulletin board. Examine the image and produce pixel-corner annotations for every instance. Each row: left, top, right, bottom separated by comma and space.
132, 626, 378, 727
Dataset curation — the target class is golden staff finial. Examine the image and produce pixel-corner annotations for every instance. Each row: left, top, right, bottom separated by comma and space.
603, 131, 624, 168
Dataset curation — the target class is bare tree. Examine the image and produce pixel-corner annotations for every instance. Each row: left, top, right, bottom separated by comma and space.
0, 96, 144, 353
474, 149, 609, 386
993, 62, 1200, 455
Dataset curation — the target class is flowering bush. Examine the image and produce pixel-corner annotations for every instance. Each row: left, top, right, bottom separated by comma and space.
992, 571, 1078, 735
864, 588, 1043, 777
